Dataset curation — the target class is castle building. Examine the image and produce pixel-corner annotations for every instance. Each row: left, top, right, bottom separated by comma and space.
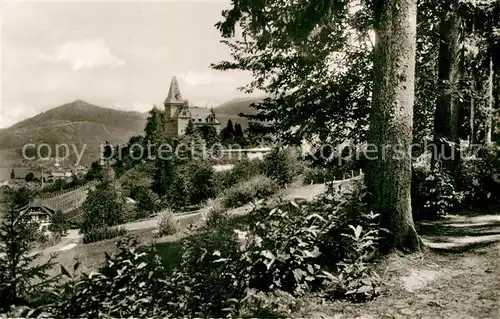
164, 76, 221, 137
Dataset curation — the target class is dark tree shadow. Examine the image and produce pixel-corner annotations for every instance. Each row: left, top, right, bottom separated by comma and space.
417, 220, 500, 237
427, 240, 499, 254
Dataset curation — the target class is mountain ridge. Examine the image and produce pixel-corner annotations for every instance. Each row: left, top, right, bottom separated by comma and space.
0, 97, 263, 166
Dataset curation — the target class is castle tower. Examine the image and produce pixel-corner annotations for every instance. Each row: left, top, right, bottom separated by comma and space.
164, 76, 185, 118
164, 76, 191, 136
163, 75, 220, 137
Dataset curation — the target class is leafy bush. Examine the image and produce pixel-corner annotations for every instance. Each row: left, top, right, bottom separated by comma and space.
302, 166, 331, 185
82, 227, 126, 244
156, 210, 178, 237
215, 159, 264, 193
130, 185, 159, 219
305, 184, 382, 301
412, 162, 462, 220
46, 237, 172, 318
328, 221, 381, 302
221, 175, 279, 208
81, 181, 125, 235
172, 222, 245, 316
48, 210, 70, 236
202, 198, 228, 229
234, 200, 333, 296
460, 145, 500, 207
165, 199, 326, 317
6, 180, 383, 317
306, 183, 376, 265
262, 148, 303, 186
177, 183, 381, 316
183, 160, 216, 205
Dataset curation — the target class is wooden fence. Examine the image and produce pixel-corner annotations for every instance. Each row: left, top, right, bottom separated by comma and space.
32, 181, 98, 213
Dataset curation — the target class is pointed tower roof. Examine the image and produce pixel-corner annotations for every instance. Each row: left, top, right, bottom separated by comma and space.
164, 76, 184, 105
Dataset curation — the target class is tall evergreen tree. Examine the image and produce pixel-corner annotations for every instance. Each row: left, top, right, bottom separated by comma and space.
152, 158, 175, 198
196, 126, 219, 147
0, 189, 55, 312
185, 119, 195, 135
221, 119, 235, 142
144, 106, 165, 144
234, 123, 243, 138
226, 119, 234, 137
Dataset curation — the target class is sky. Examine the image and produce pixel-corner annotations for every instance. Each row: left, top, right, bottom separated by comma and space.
0, 0, 261, 128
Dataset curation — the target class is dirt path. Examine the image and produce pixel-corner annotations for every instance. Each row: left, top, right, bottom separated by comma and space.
294, 242, 499, 319
291, 212, 500, 319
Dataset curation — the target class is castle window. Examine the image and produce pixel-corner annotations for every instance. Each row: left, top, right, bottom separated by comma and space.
183, 111, 186, 116
198, 119, 202, 122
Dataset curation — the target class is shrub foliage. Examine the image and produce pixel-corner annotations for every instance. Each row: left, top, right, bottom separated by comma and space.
2, 181, 383, 317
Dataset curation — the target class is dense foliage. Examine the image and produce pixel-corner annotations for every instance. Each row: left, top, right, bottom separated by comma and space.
4, 183, 380, 317
156, 210, 178, 237
80, 179, 125, 237
0, 191, 56, 313
412, 162, 462, 221
85, 161, 105, 181
261, 147, 303, 186
460, 145, 500, 207
221, 174, 279, 208
130, 185, 159, 219
47, 210, 70, 236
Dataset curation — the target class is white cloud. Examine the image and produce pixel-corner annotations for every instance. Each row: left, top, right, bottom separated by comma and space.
178, 71, 234, 86
39, 38, 125, 70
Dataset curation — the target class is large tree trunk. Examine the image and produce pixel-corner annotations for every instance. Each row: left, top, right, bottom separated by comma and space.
366, 0, 421, 252
469, 0, 476, 146
433, 8, 461, 173
470, 83, 475, 145
485, 56, 493, 144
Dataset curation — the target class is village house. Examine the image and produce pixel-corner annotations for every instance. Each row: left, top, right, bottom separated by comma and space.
19, 203, 55, 233
164, 76, 221, 137
50, 172, 68, 181
8, 168, 55, 182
